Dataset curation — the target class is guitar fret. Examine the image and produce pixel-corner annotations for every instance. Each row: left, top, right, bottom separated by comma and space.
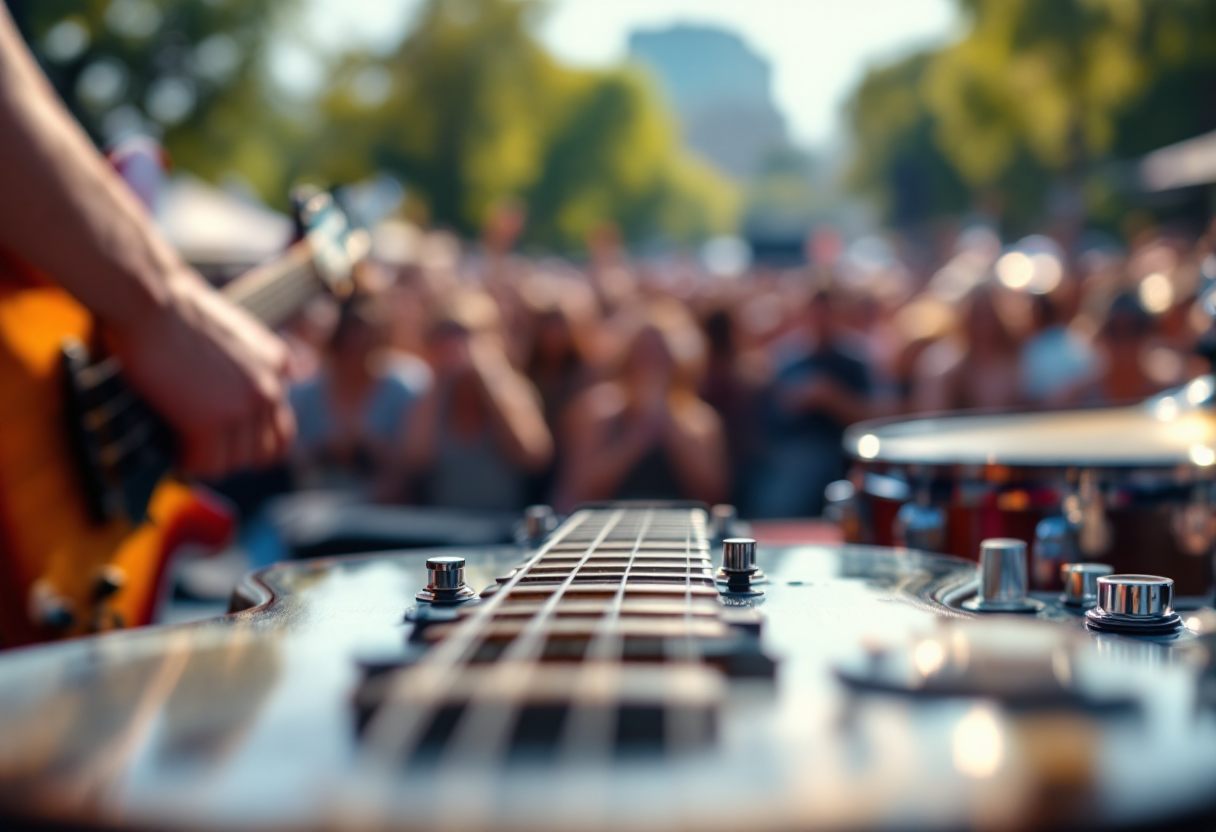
421, 617, 732, 644
467, 599, 724, 619
525, 563, 713, 574
503, 582, 720, 598
517, 574, 716, 587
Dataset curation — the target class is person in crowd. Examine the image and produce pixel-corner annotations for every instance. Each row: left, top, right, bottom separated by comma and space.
751, 286, 873, 518
1019, 289, 1097, 408
700, 307, 766, 513
290, 293, 432, 497
912, 281, 1023, 412
405, 291, 553, 512
524, 282, 601, 487
555, 299, 728, 512
1089, 291, 1162, 403
526, 287, 599, 431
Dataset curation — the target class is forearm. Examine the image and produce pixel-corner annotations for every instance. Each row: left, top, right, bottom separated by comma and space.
472, 353, 553, 470
0, 7, 182, 328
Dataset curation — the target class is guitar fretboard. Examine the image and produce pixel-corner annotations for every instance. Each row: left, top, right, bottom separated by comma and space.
358, 505, 771, 767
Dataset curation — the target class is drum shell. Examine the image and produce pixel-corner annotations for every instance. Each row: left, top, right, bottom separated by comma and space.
844, 462, 1215, 597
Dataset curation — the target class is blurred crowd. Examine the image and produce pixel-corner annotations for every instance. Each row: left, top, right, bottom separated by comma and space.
254, 204, 1216, 522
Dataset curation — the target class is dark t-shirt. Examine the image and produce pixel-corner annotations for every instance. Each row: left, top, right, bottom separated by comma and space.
750, 336, 872, 518
765, 338, 872, 445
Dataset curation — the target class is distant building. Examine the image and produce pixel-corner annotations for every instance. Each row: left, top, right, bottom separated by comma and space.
629, 24, 788, 179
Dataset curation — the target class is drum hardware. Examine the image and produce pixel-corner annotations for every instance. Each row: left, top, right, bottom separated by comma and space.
842, 394, 1216, 596
893, 500, 946, 552
961, 538, 1043, 613
893, 473, 945, 552
1033, 515, 1078, 587
414, 556, 478, 604
717, 538, 762, 596
823, 480, 861, 541
1084, 575, 1183, 636
1060, 563, 1113, 608
1075, 471, 1112, 558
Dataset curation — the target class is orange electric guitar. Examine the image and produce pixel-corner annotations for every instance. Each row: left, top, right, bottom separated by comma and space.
0, 191, 364, 648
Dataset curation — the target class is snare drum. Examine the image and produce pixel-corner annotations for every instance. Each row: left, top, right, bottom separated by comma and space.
839, 378, 1216, 597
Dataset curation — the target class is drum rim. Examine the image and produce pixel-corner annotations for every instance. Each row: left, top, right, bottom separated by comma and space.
845, 399, 1216, 470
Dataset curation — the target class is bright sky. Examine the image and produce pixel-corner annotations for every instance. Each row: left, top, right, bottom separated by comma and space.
297, 0, 960, 147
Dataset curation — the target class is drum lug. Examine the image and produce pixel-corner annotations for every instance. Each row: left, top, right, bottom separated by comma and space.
893, 501, 945, 552
1075, 472, 1112, 557
1032, 515, 1077, 588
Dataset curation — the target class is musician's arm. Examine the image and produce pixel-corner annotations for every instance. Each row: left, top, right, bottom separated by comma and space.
0, 6, 294, 476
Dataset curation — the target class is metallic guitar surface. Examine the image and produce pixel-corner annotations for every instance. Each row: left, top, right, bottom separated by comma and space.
2, 541, 1216, 831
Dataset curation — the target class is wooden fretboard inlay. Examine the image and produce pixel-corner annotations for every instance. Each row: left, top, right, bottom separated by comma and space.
356, 506, 772, 766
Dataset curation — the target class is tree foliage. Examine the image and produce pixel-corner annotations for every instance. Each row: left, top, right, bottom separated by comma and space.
312, 0, 738, 250
848, 0, 1216, 232
10, 0, 735, 249
8, 0, 295, 198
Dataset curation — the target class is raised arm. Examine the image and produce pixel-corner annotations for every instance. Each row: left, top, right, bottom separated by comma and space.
469, 335, 553, 471
0, 6, 293, 477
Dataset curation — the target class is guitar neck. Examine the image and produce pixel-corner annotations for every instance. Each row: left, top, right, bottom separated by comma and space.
219, 237, 325, 329
359, 506, 770, 766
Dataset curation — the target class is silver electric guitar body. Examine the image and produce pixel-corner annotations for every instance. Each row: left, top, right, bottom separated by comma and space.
2, 503, 1216, 831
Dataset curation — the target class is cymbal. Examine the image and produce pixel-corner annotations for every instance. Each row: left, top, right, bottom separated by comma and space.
846, 377, 1216, 469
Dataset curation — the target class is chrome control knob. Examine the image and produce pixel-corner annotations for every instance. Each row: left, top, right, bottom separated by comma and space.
722, 538, 754, 571
719, 537, 761, 596
1098, 575, 1173, 617
524, 505, 556, 542
1059, 562, 1112, 608
962, 538, 1041, 613
1085, 574, 1183, 635
416, 556, 476, 604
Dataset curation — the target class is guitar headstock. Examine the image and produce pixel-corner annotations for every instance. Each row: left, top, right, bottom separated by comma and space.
292, 188, 370, 301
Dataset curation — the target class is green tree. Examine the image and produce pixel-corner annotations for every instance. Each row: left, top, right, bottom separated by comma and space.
313, 0, 737, 249
8, 0, 297, 199
848, 0, 1216, 232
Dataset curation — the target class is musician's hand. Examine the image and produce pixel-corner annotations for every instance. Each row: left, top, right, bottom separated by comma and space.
107, 272, 295, 478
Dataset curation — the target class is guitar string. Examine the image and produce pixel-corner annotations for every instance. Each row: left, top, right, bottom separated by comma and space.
668, 516, 706, 753
359, 509, 600, 767
557, 508, 654, 759
429, 508, 667, 832
235, 265, 320, 329
365, 508, 710, 830
434, 509, 631, 766
221, 241, 317, 312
